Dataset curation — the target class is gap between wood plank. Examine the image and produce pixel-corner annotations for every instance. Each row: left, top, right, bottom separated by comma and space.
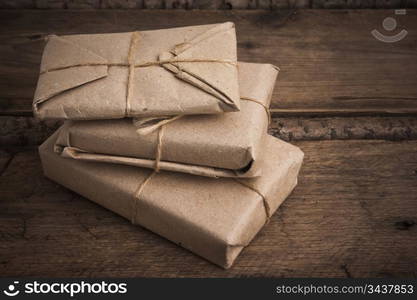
1, 116, 417, 147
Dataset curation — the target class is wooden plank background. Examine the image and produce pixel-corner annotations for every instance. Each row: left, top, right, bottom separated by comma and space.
0, 9, 416, 277
2, 115, 417, 147
0, 0, 415, 9
0, 0, 416, 9
1, 140, 416, 277
0, 9, 417, 116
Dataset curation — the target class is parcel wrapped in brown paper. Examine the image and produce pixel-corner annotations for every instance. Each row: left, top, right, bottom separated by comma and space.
33, 22, 239, 120
40, 131, 303, 268
54, 62, 278, 178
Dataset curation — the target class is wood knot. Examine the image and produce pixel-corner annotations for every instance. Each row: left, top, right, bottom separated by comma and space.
395, 220, 416, 230
239, 41, 259, 50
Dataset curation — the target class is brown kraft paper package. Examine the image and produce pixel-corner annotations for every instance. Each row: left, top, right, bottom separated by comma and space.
54, 62, 279, 178
40, 131, 304, 268
33, 23, 240, 120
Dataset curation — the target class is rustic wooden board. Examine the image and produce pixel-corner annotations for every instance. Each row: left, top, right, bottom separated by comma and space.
0, 9, 417, 116
2, 115, 417, 147
0, 149, 12, 175
0, 0, 412, 9
1, 140, 416, 277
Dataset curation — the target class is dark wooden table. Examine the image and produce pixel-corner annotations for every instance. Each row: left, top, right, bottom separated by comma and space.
1, 9, 416, 277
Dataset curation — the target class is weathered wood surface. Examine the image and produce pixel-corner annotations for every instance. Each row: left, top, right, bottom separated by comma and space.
1, 140, 416, 277
2, 116, 417, 147
0, 8, 416, 278
0, 0, 414, 9
1, 9, 417, 116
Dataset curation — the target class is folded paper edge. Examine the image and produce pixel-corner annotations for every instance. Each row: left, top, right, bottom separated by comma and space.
160, 56, 240, 112
41, 34, 108, 73
224, 176, 299, 269
33, 35, 110, 115
34, 23, 240, 118
161, 22, 240, 111
223, 148, 303, 268
33, 66, 109, 117
56, 144, 261, 179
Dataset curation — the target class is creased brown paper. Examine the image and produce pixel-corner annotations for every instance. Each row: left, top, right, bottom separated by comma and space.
33, 22, 239, 120
40, 131, 303, 268
54, 62, 278, 178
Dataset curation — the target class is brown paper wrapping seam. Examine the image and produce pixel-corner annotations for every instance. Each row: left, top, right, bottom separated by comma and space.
40, 32, 237, 117
65, 120, 163, 174
135, 96, 271, 135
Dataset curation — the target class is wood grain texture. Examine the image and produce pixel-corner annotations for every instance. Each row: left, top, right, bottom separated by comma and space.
0, 149, 12, 175
2, 116, 417, 146
1, 140, 416, 277
0, 9, 417, 116
1, 0, 415, 9
269, 116, 417, 141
